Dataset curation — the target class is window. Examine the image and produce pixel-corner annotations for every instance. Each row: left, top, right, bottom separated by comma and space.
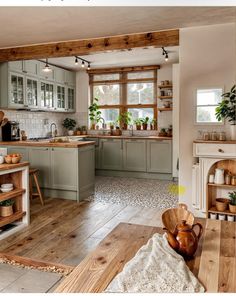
196, 88, 223, 124
89, 66, 158, 129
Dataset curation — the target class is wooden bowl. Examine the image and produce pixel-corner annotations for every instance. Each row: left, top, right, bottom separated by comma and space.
162, 204, 194, 233
11, 156, 21, 164
215, 198, 229, 212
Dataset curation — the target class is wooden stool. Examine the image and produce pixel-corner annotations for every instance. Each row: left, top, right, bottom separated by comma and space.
29, 168, 44, 206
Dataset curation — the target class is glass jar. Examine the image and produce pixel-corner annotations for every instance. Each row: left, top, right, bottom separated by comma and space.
219, 131, 226, 141
231, 176, 236, 186
210, 131, 217, 141
203, 131, 209, 141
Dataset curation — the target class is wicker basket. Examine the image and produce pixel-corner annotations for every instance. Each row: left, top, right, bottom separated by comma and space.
0, 205, 13, 217
215, 198, 229, 212
229, 204, 236, 214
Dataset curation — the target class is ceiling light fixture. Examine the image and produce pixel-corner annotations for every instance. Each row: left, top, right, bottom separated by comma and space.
43, 58, 52, 72
74, 56, 91, 70
162, 47, 169, 62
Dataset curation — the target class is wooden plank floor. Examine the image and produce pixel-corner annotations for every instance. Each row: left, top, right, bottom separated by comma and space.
0, 198, 164, 266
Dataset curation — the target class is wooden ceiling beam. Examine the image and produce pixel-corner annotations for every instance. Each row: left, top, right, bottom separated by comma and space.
0, 29, 179, 62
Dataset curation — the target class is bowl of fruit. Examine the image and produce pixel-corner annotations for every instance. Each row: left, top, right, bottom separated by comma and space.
4, 153, 22, 164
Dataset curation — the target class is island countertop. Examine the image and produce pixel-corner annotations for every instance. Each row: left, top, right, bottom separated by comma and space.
0, 140, 95, 148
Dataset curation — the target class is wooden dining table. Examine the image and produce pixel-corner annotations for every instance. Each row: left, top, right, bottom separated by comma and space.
55, 218, 236, 293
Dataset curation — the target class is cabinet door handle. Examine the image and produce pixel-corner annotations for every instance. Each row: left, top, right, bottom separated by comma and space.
218, 148, 224, 153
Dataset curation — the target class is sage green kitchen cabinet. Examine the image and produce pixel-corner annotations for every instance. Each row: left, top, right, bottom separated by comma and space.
28, 147, 51, 188
123, 139, 146, 172
40, 81, 55, 109
56, 85, 66, 110
95, 147, 100, 169
147, 140, 172, 173
39, 62, 55, 81
8, 61, 23, 73
50, 147, 78, 191
55, 67, 65, 84
6, 146, 29, 162
9, 72, 25, 108
23, 60, 39, 76
65, 70, 76, 86
25, 76, 39, 108
67, 87, 75, 112
100, 139, 123, 170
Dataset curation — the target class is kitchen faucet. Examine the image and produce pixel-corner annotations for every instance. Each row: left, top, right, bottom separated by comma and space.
101, 117, 106, 135
129, 124, 134, 136
50, 122, 58, 138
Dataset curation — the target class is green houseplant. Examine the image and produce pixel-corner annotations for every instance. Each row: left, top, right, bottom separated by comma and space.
215, 85, 236, 140
62, 118, 77, 136
118, 112, 132, 130
150, 118, 157, 130
0, 199, 14, 217
228, 191, 236, 213
140, 117, 149, 130
89, 98, 102, 129
134, 119, 142, 130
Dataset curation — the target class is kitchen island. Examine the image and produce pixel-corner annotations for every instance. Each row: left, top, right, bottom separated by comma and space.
0, 141, 95, 202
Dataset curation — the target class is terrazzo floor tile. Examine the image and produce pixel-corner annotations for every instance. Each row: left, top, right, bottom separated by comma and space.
92, 176, 178, 209
0, 265, 63, 293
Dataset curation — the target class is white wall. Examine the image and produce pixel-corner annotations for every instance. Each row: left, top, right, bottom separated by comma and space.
179, 23, 236, 215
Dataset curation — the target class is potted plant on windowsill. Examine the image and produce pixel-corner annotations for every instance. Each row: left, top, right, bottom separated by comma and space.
118, 112, 132, 130
228, 191, 236, 213
150, 119, 157, 130
62, 118, 77, 136
134, 119, 142, 130
0, 199, 14, 217
140, 117, 149, 130
215, 85, 236, 140
89, 98, 102, 130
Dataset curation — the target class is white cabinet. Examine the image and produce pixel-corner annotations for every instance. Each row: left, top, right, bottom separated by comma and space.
194, 143, 236, 158
65, 70, 75, 86
23, 60, 39, 76
55, 68, 65, 84
8, 61, 24, 73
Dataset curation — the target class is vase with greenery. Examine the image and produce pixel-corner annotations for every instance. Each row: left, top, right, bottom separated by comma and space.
62, 118, 76, 136
215, 85, 236, 140
150, 118, 157, 130
134, 119, 142, 130
140, 117, 149, 130
118, 112, 132, 130
89, 98, 102, 129
228, 191, 236, 213
0, 199, 14, 217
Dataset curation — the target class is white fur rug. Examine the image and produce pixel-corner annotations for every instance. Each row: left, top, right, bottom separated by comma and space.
105, 233, 204, 293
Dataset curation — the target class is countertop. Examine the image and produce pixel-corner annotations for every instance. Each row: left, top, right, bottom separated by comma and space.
83, 135, 172, 140
0, 161, 29, 171
194, 140, 236, 144
0, 140, 95, 148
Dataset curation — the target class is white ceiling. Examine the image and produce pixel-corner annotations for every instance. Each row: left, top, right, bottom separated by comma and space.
0, 7, 235, 48
47, 46, 179, 70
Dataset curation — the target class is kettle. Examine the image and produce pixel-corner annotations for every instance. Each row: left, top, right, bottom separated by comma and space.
164, 220, 203, 258
214, 168, 225, 184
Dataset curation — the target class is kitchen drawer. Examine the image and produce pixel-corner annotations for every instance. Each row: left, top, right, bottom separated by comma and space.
194, 143, 236, 158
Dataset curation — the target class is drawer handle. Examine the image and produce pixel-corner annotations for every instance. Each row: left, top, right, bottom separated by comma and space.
218, 149, 224, 153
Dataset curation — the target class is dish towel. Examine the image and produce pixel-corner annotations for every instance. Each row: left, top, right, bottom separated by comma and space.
105, 233, 205, 293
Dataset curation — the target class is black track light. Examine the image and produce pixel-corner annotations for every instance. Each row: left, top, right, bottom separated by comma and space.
81, 60, 85, 68
75, 57, 79, 65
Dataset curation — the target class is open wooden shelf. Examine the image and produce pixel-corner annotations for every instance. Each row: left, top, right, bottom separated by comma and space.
158, 96, 173, 100
0, 188, 26, 203
208, 183, 236, 189
158, 108, 173, 112
0, 211, 26, 228
208, 206, 236, 216
158, 84, 173, 89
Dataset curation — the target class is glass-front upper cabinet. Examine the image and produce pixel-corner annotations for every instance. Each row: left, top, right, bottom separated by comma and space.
26, 77, 38, 108
68, 87, 75, 111
9, 73, 25, 107
56, 85, 65, 109
41, 81, 54, 109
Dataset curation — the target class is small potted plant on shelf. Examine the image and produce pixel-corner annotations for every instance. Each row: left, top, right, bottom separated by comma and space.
134, 119, 142, 130
150, 119, 157, 130
215, 85, 236, 140
75, 126, 81, 136
0, 199, 14, 217
118, 112, 132, 130
89, 98, 102, 130
110, 122, 115, 130
167, 125, 173, 137
159, 128, 167, 137
140, 117, 149, 130
62, 118, 76, 136
81, 126, 87, 135
228, 191, 236, 213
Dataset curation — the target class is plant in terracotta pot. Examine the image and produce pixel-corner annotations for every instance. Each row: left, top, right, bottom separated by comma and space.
89, 98, 102, 130
228, 191, 236, 213
159, 128, 167, 137
62, 118, 76, 136
0, 199, 14, 217
118, 112, 132, 130
215, 85, 236, 140
150, 118, 157, 130
140, 117, 149, 130
81, 126, 87, 135
134, 119, 142, 130
110, 121, 115, 130
75, 126, 81, 135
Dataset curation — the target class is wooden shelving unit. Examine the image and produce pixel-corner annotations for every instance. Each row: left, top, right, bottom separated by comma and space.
0, 188, 26, 203
158, 107, 173, 112
0, 211, 26, 228
208, 206, 236, 216
208, 183, 236, 189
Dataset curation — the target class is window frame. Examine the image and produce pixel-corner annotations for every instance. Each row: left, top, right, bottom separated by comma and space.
89, 66, 159, 129
194, 87, 224, 126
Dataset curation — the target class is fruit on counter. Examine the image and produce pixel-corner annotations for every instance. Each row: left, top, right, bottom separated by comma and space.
4, 153, 22, 164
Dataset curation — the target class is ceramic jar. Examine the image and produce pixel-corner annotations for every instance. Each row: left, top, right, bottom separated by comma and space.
210, 213, 217, 220
227, 215, 235, 222
0, 155, 4, 164
218, 214, 226, 221
214, 168, 225, 185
